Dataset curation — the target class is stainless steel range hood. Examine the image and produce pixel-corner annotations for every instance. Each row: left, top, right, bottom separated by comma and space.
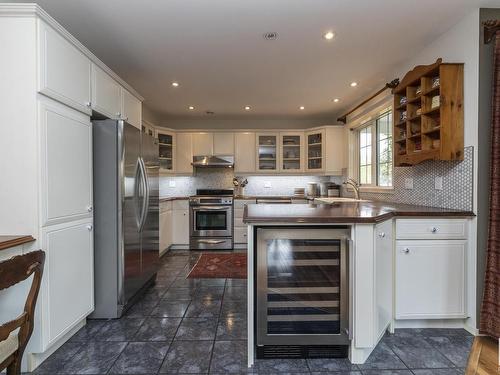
192, 155, 234, 168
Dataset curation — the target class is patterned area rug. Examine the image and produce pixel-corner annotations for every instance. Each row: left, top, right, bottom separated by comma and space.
187, 253, 247, 279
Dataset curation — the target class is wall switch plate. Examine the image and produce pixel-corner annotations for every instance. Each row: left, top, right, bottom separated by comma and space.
264, 181, 272, 188
435, 177, 443, 190
404, 178, 414, 189
169, 180, 176, 188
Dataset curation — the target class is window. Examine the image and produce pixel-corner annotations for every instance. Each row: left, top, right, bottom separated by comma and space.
357, 111, 393, 187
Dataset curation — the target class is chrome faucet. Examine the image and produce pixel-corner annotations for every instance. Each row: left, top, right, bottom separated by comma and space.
343, 178, 360, 200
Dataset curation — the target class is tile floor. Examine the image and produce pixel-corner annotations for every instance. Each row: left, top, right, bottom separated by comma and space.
29, 251, 472, 375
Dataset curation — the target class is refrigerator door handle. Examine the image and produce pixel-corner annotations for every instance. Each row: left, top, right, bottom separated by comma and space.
138, 157, 150, 232
134, 158, 147, 231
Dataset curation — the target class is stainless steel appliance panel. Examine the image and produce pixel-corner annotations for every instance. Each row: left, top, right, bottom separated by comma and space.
140, 132, 160, 283
190, 205, 233, 237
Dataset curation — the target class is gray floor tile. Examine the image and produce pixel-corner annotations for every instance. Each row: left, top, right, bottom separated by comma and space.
221, 300, 247, 318
357, 342, 407, 371
361, 371, 412, 375
69, 320, 105, 342
217, 314, 247, 340
425, 336, 473, 368
94, 318, 144, 341
223, 287, 247, 301
384, 336, 454, 369
175, 317, 218, 340
307, 357, 358, 372
412, 369, 464, 375
160, 340, 213, 374
210, 340, 248, 374
124, 299, 158, 318
310, 372, 361, 375
162, 287, 196, 301
61, 341, 127, 374
194, 286, 225, 300
171, 277, 200, 288
225, 278, 247, 287
185, 298, 222, 317
134, 317, 182, 341
254, 358, 309, 373
109, 341, 169, 374
151, 300, 190, 317
196, 278, 227, 286
32, 341, 83, 374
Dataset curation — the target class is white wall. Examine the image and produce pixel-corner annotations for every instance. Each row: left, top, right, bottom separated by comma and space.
390, 9, 480, 330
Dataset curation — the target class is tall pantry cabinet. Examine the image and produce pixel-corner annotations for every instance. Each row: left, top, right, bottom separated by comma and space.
0, 5, 143, 371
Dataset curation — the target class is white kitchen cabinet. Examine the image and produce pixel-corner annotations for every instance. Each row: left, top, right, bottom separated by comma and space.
305, 129, 325, 172
38, 21, 91, 115
91, 64, 121, 119
159, 201, 173, 255
39, 98, 92, 227
175, 133, 193, 174
213, 132, 234, 155
395, 239, 467, 319
233, 199, 255, 246
305, 127, 345, 175
235, 133, 256, 173
121, 88, 142, 129
192, 132, 213, 155
256, 133, 279, 173
41, 220, 94, 349
158, 130, 175, 173
280, 132, 304, 172
374, 220, 393, 340
396, 219, 467, 240
173, 200, 189, 245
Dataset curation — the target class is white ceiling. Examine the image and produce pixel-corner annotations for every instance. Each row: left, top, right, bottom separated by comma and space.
14, 0, 498, 122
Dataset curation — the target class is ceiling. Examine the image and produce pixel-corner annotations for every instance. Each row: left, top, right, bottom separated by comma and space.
16, 0, 497, 122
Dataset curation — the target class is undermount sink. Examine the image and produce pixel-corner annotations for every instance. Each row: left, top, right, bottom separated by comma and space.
314, 197, 371, 204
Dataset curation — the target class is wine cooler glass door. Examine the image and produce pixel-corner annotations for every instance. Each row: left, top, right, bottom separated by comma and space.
256, 228, 349, 346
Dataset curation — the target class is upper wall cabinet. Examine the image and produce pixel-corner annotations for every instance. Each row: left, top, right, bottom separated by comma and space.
305, 127, 345, 175
305, 129, 325, 172
158, 129, 175, 173
213, 132, 234, 155
176, 133, 193, 174
235, 132, 256, 173
256, 133, 279, 173
91, 64, 121, 119
280, 132, 304, 172
192, 133, 214, 155
121, 88, 142, 129
38, 21, 92, 115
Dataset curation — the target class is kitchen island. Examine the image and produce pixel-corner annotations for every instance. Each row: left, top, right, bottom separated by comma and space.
243, 201, 475, 366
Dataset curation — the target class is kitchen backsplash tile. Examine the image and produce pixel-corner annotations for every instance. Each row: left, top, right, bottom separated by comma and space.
160, 146, 473, 211
342, 146, 474, 211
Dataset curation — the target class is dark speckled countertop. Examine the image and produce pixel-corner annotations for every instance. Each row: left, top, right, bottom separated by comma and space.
243, 201, 474, 224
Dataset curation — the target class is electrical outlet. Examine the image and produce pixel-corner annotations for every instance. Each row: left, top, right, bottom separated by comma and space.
404, 178, 414, 189
264, 181, 272, 188
435, 177, 443, 190
169, 180, 176, 188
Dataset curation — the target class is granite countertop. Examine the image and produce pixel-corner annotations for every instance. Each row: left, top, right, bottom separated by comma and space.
0, 235, 35, 251
233, 195, 311, 200
159, 196, 189, 202
243, 201, 475, 224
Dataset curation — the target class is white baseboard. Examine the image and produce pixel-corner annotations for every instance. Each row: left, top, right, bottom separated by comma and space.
394, 318, 469, 330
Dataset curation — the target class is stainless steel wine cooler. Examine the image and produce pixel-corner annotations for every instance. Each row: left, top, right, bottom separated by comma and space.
256, 227, 350, 359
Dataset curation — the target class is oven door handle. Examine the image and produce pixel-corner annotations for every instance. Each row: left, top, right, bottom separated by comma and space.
196, 239, 227, 244
191, 206, 229, 211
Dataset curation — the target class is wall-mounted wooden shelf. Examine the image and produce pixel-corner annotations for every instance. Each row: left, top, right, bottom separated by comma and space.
392, 58, 464, 167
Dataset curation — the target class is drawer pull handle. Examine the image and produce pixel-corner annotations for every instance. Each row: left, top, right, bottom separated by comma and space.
87, 205, 93, 212
402, 248, 410, 254
378, 232, 385, 238
86, 225, 93, 231
431, 227, 438, 233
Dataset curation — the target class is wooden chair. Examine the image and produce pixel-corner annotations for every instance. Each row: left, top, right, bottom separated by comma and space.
0, 250, 45, 375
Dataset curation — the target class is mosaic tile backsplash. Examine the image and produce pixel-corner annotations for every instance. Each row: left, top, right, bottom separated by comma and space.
160, 146, 473, 211
342, 146, 474, 211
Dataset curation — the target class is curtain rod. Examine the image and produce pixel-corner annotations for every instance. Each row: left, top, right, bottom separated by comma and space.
337, 78, 399, 124
484, 20, 500, 44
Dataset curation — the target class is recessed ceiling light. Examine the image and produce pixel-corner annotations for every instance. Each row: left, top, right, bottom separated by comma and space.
244, 106, 251, 111
299, 106, 305, 110
350, 82, 358, 87
263, 31, 279, 40
188, 106, 195, 110
333, 98, 340, 103
323, 31, 335, 40
171, 82, 179, 87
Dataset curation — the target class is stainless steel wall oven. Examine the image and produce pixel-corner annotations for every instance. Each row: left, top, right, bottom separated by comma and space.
256, 226, 350, 359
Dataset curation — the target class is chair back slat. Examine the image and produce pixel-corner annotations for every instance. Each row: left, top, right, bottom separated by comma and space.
0, 251, 44, 291
0, 313, 27, 341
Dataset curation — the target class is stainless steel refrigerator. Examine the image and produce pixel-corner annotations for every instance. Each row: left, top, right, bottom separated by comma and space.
91, 119, 159, 318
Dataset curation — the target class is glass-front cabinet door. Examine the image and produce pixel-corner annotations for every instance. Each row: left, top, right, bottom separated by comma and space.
280, 132, 304, 172
306, 130, 325, 172
157, 130, 175, 173
256, 133, 279, 172
256, 227, 349, 346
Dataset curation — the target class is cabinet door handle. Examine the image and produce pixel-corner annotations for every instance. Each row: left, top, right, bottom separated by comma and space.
116, 112, 121, 118
85, 101, 92, 108
378, 232, 386, 238
86, 224, 93, 231
87, 205, 93, 212
431, 227, 438, 233
402, 247, 410, 254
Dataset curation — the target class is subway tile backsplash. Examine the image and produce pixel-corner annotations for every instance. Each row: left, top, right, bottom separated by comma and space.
160, 146, 473, 211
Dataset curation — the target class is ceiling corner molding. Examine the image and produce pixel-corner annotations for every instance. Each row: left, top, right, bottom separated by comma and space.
0, 3, 144, 102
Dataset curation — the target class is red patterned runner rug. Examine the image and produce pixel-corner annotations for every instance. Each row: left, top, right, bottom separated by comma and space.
187, 253, 247, 279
